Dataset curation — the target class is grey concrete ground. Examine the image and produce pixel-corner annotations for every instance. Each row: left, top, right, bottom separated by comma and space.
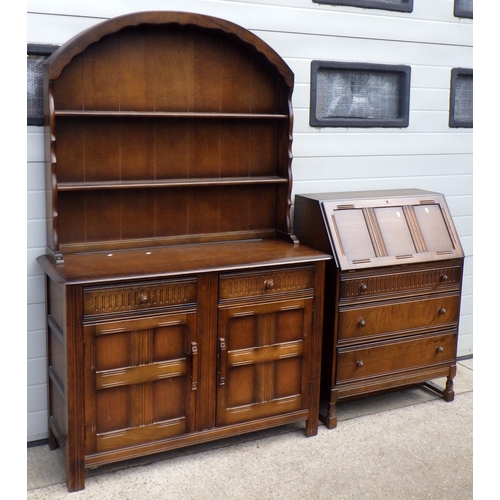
27, 359, 473, 499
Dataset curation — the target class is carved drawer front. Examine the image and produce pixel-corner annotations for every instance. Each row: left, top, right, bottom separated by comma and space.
83, 278, 197, 318
219, 266, 315, 302
339, 265, 462, 301
338, 294, 460, 343
336, 332, 457, 383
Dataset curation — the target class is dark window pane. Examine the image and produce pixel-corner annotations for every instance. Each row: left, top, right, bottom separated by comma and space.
316, 69, 401, 121
449, 69, 473, 128
453, 76, 473, 123
310, 61, 411, 128
27, 45, 58, 126
27, 55, 47, 118
454, 0, 473, 18
312, 0, 413, 13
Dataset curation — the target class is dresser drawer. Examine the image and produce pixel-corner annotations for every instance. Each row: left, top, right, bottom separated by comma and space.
219, 266, 315, 302
336, 332, 457, 383
83, 278, 198, 318
338, 294, 460, 343
339, 264, 462, 302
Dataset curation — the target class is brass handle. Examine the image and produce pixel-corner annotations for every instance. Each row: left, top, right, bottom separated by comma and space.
357, 360, 364, 368
191, 342, 198, 391
358, 319, 366, 327
264, 279, 275, 290
437, 346, 444, 353
219, 338, 227, 386
360, 284, 367, 292
438, 308, 446, 315
139, 294, 148, 304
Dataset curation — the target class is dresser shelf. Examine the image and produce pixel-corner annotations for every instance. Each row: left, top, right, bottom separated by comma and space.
55, 110, 289, 119
56, 176, 289, 191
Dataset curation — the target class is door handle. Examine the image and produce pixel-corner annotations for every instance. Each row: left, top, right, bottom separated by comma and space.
219, 338, 227, 386
191, 341, 198, 391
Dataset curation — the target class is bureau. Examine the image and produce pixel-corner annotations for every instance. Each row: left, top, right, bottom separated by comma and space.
37, 12, 329, 491
293, 189, 464, 429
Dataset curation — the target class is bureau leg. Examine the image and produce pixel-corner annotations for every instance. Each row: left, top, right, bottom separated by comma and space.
442, 364, 457, 402
423, 364, 456, 402
320, 389, 338, 429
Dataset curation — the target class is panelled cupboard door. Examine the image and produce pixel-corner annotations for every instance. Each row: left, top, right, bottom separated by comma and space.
84, 312, 198, 455
217, 299, 313, 426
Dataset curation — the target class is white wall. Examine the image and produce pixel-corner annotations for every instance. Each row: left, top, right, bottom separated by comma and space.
27, 0, 473, 442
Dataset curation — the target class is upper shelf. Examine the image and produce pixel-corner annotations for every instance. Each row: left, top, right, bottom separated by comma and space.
55, 110, 289, 120
43, 11, 296, 258
56, 176, 289, 191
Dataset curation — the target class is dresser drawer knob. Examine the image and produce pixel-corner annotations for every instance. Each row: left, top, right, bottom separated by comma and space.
358, 319, 366, 327
437, 346, 444, 353
440, 274, 448, 282
360, 284, 367, 292
139, 294, 148, 304
264, 279, 275, 290
357, 360, 364, 368
438, 308, 446, 315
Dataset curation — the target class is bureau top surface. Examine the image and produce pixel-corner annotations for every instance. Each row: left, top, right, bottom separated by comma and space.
294, 189, 463, 271
37, 239, 330, 285
295, 188, 440, 203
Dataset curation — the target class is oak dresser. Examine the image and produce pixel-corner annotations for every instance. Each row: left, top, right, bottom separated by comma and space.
37, 11, 330, 491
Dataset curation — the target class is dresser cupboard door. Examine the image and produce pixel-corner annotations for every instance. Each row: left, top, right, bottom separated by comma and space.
216, 299, 313, 426
83, 312, 198, 455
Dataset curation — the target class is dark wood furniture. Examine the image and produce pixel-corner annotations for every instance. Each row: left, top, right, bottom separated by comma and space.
37, 12, 329, 492
293, 189, 464, 429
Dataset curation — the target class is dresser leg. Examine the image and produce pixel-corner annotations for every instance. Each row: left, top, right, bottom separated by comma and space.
48, 427, 58, 450
305, 416, 319, 437
66, 459, 86, 492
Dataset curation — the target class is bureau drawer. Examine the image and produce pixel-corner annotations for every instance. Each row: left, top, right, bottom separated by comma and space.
83, 278, 198, 318
338, 294, 460, 343
219, 266, 315, 302
340, 264, 462, 301
336, 331, 457, 383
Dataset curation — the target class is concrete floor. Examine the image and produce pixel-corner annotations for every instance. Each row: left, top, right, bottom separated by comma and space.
27, 359, 473, 499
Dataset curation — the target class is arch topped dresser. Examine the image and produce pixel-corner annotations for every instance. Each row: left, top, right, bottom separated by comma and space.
37, 11, 329, 491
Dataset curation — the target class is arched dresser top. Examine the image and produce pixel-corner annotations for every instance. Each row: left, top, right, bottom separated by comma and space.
44, 10, 294, 87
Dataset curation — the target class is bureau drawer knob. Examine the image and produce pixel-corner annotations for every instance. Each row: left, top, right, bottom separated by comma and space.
438, 308, 446, 315
357, 360, 364, 368
139, 294, 148, 304
358, 319, 366, 327
360, 284, 367, 292
440, 274, 448, 282
264, 279, 275, 290
437, 346, 444, 353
